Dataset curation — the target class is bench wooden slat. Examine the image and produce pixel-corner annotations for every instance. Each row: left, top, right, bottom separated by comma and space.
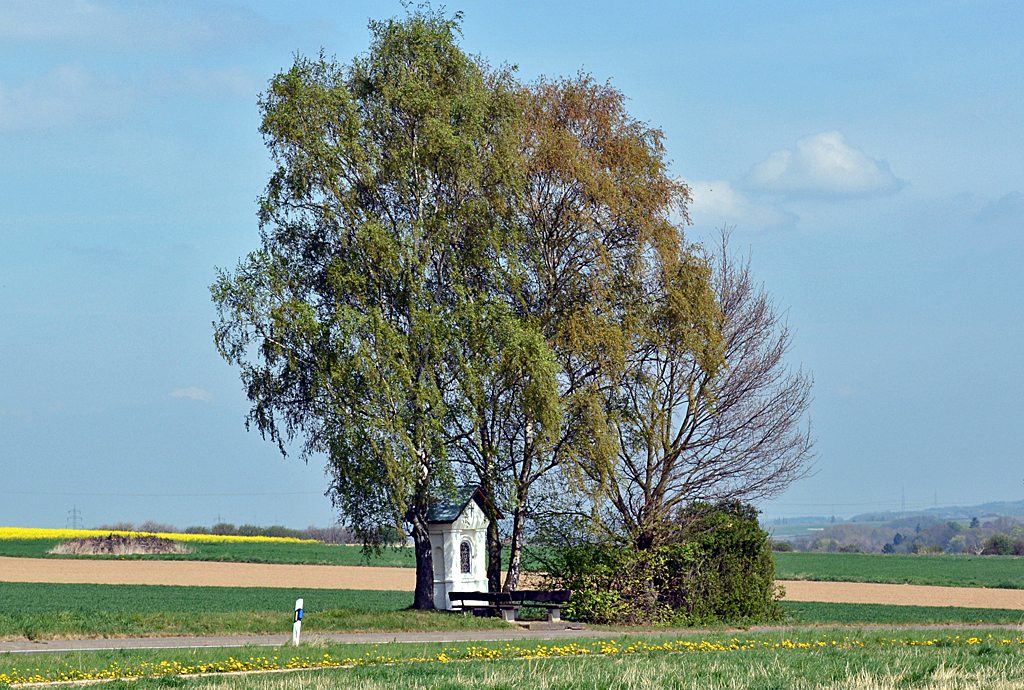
508, 590, 570, 604
448, 590, 571, 623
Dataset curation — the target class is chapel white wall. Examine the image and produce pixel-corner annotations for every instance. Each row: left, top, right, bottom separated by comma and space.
429, 499, 489, 610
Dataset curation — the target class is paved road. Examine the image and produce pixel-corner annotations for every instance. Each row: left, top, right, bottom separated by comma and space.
5, 623, 1024, 656
0, 629, 606, 655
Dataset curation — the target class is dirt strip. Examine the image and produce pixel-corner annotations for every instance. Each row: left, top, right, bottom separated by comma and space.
0, 557, 416, 590
779, 580, 1024, 610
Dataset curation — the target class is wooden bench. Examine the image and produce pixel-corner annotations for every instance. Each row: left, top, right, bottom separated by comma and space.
449, 590, 572, 623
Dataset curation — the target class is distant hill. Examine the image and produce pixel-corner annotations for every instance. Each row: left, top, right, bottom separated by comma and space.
850, 499, 1024, 523
762, 516, 832, 526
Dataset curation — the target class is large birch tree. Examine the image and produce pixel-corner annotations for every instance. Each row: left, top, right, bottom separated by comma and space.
210, 10, 519, 608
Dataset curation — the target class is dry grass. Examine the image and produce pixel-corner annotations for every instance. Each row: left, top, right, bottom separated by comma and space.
49, 535, 192, 556
176, 647, 1024, 690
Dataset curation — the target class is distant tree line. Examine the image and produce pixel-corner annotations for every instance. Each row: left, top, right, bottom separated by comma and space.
93, 521, 362, 544
775, 515, 1024, 555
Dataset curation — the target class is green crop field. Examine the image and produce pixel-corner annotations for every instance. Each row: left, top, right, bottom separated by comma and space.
0, 538, 418, 567
775, 551, 1024, 589
0, 538, 555, 571
3, 582, 1023, 641
781, 601, 1024, 625
0, 583, 507, 640
4, 630, 1024, 689
0, 582, 412, 614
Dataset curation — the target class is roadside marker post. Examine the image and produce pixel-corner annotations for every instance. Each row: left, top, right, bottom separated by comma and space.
293, 598, 303, 646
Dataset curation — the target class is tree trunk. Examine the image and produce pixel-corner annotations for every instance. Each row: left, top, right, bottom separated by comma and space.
503, 505, 527, 591
408, 509, 436, 610
504, 420, 534, 592
486, 517, 502, 592
480, 444, 503, 592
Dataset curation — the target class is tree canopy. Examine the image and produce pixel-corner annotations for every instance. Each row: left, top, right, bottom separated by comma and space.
212, 8, 813, 606
212, 10, 521, 608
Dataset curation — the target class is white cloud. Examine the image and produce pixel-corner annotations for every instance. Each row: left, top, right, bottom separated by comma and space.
748, 131, 902, 197
171, 387, 212, 402
686, 180, 795, 230
0, 64, 132, 131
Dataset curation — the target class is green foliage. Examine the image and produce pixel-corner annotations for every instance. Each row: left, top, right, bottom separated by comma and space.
212, 8, 525, 607
544, 502, 781, 625
657, 502, 781, 622
542, 541, 668, 624
982, 533, 1024, 555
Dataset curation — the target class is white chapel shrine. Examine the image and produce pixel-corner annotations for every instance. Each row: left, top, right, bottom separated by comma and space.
427, 485, 491, 610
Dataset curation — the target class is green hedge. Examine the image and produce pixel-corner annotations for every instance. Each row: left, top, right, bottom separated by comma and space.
544, 502, 782, 624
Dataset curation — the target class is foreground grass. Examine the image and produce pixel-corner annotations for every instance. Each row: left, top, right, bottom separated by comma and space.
4, 630, 1024, 688
775, 552, 1024, 589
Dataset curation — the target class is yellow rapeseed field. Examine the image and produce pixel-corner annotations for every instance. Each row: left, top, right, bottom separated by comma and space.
2, 635, 1022, 686
0, 527, 319, 545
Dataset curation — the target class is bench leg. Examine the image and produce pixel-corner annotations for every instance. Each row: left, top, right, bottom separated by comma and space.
547, 607, 561, 623
500, 607, 518, 623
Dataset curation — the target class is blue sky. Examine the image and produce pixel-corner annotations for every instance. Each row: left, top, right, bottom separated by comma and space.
1, 0, 1021, 529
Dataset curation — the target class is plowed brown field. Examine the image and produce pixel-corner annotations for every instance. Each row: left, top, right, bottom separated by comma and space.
780, 579, 1024, 609
2, 557, 1022, 609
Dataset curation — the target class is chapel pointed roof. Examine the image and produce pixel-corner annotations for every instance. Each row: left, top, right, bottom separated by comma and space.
426, 485, 498, 523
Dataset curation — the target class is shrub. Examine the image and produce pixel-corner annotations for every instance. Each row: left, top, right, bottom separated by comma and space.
543, 501, 781, 625
542, 542, 667, 624
809, 538, 839, 552
982, 533, 1016, 555
771, 541, 794, 552
211, 523, 237, 536
658, 502, 781, 623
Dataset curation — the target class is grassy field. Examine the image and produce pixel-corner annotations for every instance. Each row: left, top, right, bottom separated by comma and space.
775, 551, 1024, 589
0, 539, 418, 566
0, 583, 507, 640
3, 630, 1024, 689
2, 581, 1023, 641
8, 536, 1024, 592
0, 538, 553, 570
780, 601, 1024, 626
